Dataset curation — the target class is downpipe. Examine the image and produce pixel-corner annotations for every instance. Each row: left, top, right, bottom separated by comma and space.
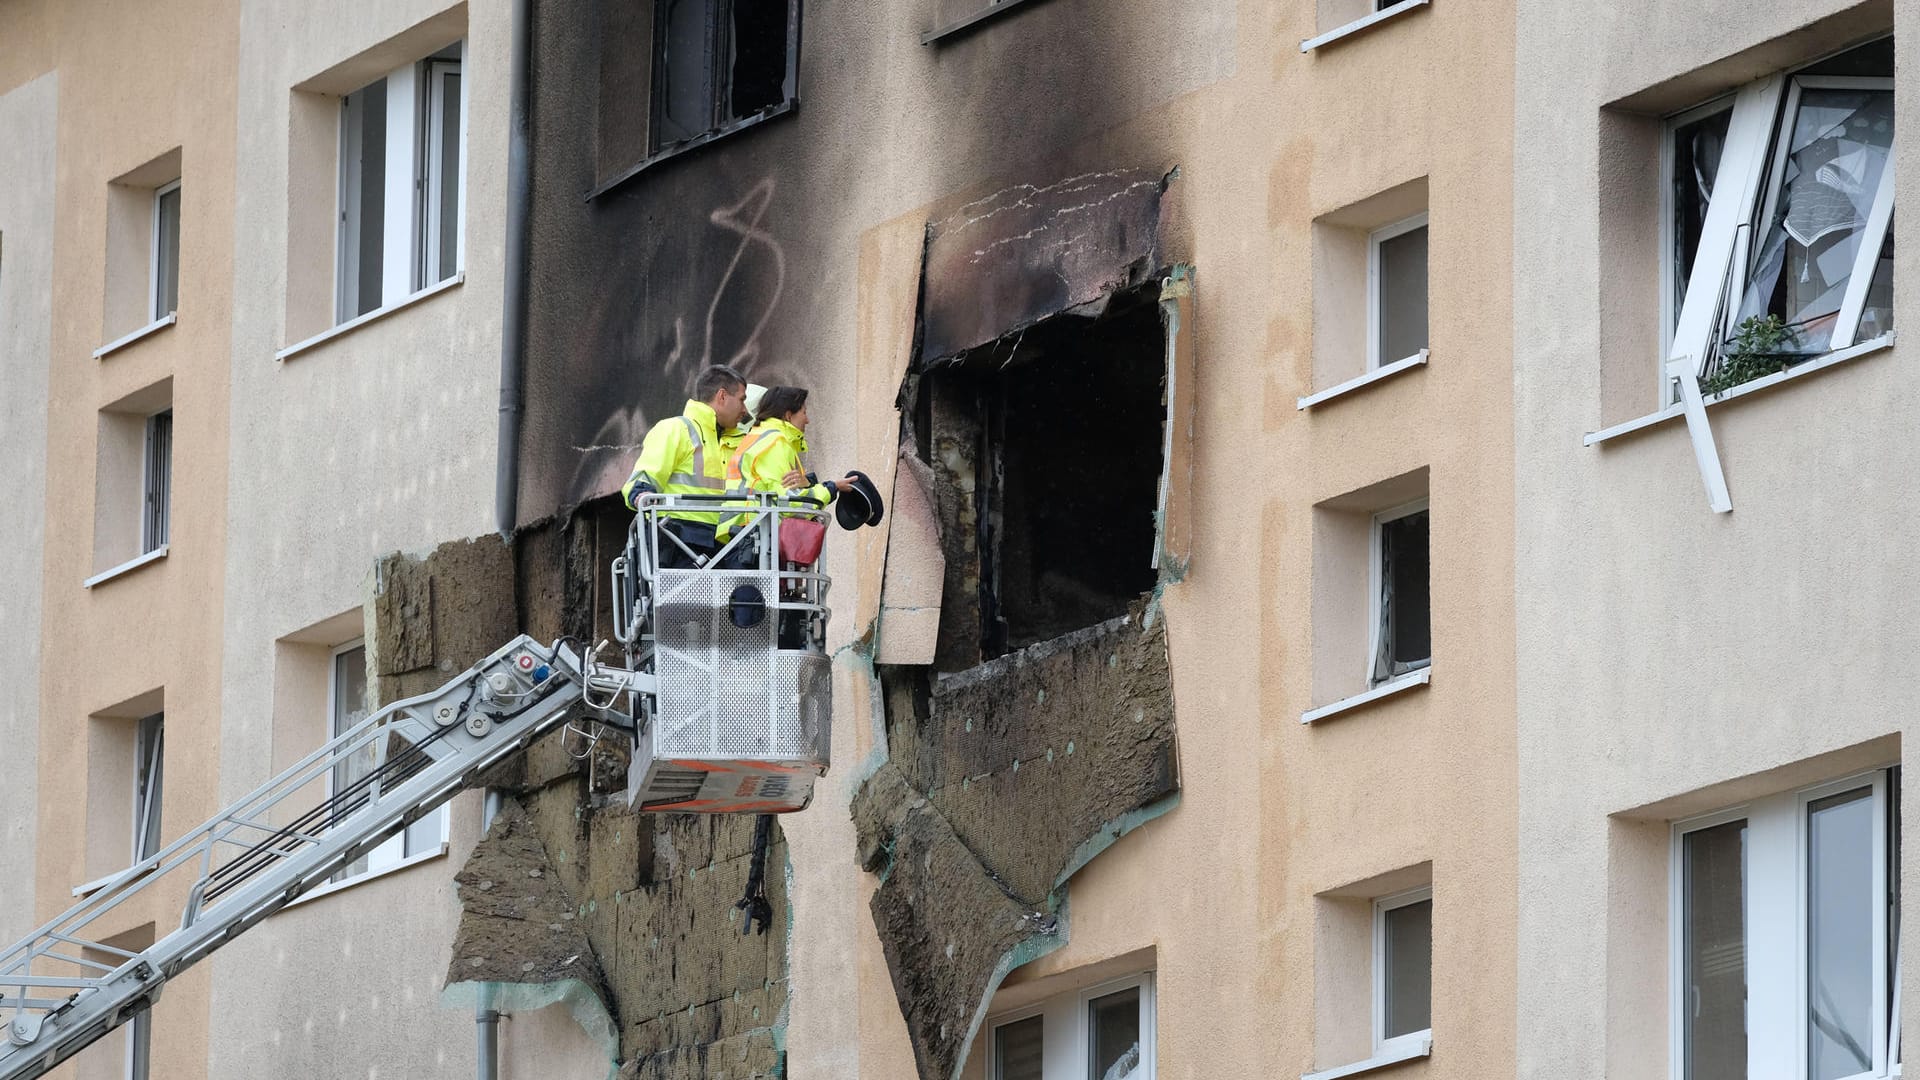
477, 788, 505, 1080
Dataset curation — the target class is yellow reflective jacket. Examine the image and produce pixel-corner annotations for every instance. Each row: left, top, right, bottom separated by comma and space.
621, 400, 729, 523
718, 418, 834, 539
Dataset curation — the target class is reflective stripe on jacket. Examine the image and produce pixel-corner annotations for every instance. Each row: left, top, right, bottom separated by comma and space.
621, 400, 729, 523
718, 418, 833, 539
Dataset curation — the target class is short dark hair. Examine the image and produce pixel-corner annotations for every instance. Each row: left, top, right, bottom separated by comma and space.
754, 386, 809, 423
693, 365, 747, 402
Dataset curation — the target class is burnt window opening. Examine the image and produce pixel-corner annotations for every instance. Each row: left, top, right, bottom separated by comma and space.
917, 281, 1168, 668
651, 0, 798, 153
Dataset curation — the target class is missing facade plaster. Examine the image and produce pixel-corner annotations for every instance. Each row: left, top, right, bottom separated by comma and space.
856, 230, 1186, 1078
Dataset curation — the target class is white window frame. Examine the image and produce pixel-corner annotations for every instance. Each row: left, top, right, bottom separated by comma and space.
987, 970, 1156, 1080
131, 712, 164, 863
149, 179, 180, 323
1658, 93, 1737, 388
1669, 768, 1902, 1080
1366, 497, 1430, 688
140, 409, 171, 556
1373, 885, 1433, 1057
418, 54, 464, 289
335, 43, 467, 326
326, 638, 448, 879
1366, 212, 1429, 371
1665, 56, 1896, 408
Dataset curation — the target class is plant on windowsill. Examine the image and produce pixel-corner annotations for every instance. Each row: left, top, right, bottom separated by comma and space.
1700, 314, 1801, 396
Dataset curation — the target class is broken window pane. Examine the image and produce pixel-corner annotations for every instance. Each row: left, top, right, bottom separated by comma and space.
993, 1015, 1043, 1080
1375, 221, 1428, 366
1671, 104, 1733, 326
729, 0, 788, 117
652, 0, 793, 152
1088, 987, 1141, 1080
1373, 508, 1430, 684
655, 0, 719, 146
921, 283, 1166, 664
1383, 897, 1432, 1039
1736, 85, 1894, 357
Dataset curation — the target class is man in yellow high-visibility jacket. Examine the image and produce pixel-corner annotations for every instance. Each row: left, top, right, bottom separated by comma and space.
622, 365, 752, 568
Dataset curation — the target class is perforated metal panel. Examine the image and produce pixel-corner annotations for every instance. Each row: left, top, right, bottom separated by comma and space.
651, 569, 830, 764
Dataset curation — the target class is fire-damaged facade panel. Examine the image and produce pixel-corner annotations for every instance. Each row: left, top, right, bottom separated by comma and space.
850, 171, 1191, 1080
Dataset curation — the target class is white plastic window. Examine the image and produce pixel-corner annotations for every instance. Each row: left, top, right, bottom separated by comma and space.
140, 410, 171, 556
1674, 768, 1902, 1080
1369, 213, 1429, 370
989, 972, 1155, 1080
1368, 499, 1430, 687
328, 640, 447, 881
1374, 886, 1433, 1054
150, 180, 179, 321
132, 712, 164, 862
336, 42, 466, 324
1664, 39, 1894, 401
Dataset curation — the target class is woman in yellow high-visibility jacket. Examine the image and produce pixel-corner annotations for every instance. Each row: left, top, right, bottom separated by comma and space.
720, 386, 852, 543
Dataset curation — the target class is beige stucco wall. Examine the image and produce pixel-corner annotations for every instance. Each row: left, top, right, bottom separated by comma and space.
204, 0, 511, 1076
0, 68, 56, 950
1514, 0, 1914, 1074
12, 0, 240, 1075
522, 0, 1522, 1074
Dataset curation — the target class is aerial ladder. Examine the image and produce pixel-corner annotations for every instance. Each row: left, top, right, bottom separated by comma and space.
0, 495, 833, 1080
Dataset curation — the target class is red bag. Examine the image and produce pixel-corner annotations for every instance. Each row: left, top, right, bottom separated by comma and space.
779, 518, 827, 565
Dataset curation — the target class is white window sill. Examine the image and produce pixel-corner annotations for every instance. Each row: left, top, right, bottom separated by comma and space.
1584, 333, 1895, 446
1303, 1034, 1432, 1080
1301, 0, 1429, 52
276, 273, 464, 362
1298, 350, 1428, 410
93, 313, 177, 359
1301, 667, 1430, 724
71, 857, 161, 898
83, 545, 168, 589
279, 842, 450, 911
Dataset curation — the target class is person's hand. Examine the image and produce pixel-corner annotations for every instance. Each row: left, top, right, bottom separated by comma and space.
782, 469, 807, 489
834, 477, 855, 493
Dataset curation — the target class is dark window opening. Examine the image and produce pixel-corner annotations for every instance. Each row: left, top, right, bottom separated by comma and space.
1372, 507, 1430, 684
651, 0, 797, 153
918, 282, 1167, 668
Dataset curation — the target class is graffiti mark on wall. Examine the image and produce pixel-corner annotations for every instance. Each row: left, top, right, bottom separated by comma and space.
563, 178, 796, 507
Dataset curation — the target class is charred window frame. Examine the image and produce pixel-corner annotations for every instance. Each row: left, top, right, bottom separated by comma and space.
649, 0, 800, 154
912, 279, 1173, 669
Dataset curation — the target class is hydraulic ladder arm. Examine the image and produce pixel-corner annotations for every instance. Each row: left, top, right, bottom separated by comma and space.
0, 636, 647, 1080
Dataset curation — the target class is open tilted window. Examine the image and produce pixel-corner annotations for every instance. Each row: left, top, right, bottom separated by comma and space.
1666, 38, 1894, 401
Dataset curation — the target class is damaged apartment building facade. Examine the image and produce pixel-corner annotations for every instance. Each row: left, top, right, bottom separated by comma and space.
2, 0, 1912, 1077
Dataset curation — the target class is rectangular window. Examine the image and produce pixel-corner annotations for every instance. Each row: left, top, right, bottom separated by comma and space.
988, 972, 1154, 1080
1375, 887, 1433, 1052
141, 410, 171, 556
1666, 38, 1894, 398
994, 1014, 1043, 1080
1673, 768, 1900, 1079
650, 0, 798, 153
329, 641, 444, 880
1369, 213, 1429, 369
150, 181, 180, 321
1370, 500, 1430, 686
132, 712, 163, 862
336, 43, 464, 324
